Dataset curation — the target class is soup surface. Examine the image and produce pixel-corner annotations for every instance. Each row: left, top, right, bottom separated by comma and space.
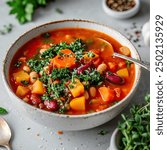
9, 28, 135, 115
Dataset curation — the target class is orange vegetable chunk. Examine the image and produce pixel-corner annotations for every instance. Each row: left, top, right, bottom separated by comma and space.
70, 96, 86, 111
13, 71, 30, 83
16, 86, 30, 97
98, 87, 115, 102
32, 80, 45, 95
119, 46, 130, 56
52, 49, 76, 68
116, 68, 129, 77
68, 78, 84, 98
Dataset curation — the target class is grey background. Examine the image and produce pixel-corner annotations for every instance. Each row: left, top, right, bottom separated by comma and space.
0, 0, 150, 150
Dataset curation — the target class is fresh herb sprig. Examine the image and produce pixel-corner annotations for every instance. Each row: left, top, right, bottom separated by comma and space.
0, 107, 8, 115
0, 24, 13, 35
7, 0, 53, 24
118, 95, 150, 150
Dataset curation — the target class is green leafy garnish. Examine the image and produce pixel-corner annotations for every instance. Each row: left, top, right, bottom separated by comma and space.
21, 80, 29, 85
0, 24, 13, 35
42, 32, 51, 38
98, 129, 109, 135
118, 94, 150, 150
55, 8, 63, 14
0, 107, 8, 115
14, 61, 22, 68
51, 68, 71, 80
7, 0, 52, 24
87, 51, 95, 58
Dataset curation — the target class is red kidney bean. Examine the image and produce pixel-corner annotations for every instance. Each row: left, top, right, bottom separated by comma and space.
44, 100, 58, 111
77, 61, 92, 74
30, 94, 41, 105
105, 71, 125, 85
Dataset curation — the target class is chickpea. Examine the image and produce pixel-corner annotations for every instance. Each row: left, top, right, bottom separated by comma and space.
23, 65, 30, 73
97, 63, 107, 74
18, 57, 26, 62
84, 91, 89, 100
89, 87, 97, 98
30, 71, 38, 83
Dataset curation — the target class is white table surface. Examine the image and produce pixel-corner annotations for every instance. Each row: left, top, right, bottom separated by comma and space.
0, 0, 150, 150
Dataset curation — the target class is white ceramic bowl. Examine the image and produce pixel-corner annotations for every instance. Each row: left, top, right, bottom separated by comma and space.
102, 0, 141, 19
2, 20, 141, 131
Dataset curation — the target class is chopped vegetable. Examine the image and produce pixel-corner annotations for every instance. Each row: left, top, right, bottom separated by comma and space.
13, 71, 30, 83
52, 49, 76, 68
98, 87, 115, 102
116, 68, 129, 77
16, 86, 30, 97
68, 78, 84, 98
119, 46, 131, 56
70, 96, 86, 111
32, 80, 45, 95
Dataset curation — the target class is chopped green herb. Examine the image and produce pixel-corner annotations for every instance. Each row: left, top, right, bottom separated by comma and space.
98, 129, 109, 135
126, 60, 132, 68
14, 61, 22, 68
55, 8, 63, 14
41, 94, 51, 101
42, 32, 51, 38
42, 38, 54, 44
87, 51, 95, 58
118, 94, 150, 150
21, 80, 29, 85
86, 39, 94, 45
51, 68, 71, 81
0, 107, 8, 115
0, 24, 13, 35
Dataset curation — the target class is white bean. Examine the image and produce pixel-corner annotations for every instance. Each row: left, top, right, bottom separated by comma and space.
84, 91, 89, 100
23, 65, 30, 73
30, 71, 38, 83
89, 87, 97, 98
97, 63, 107, 74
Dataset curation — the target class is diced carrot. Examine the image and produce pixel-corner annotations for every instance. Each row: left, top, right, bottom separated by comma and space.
98, 87, 115, 102
13, 71, 30, 83
68, 78, 84, 98
52, 49, 76, 68
118, 61, 126, 69
119, 46, 131, 56
70, 96, 86, 111
93, 58, 102, 67
108, 62, 117, 72
114, 88, 121, 98
116, 68, 129, 77
16, 86, 30, 97
32, 80, 45, 95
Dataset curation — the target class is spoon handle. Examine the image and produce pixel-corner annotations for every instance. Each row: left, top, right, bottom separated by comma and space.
113, 52, 150, 71
4, 143, 12, 150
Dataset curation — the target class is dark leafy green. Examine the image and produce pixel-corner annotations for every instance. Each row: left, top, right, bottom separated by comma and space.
0, 107, 8, 115
51, 68, 71, 80
21, 80, 29, 85
14, 61, 22, 68
118, 95, 150, 150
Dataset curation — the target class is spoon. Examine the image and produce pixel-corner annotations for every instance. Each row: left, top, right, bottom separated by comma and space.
0, 117, 12, 150
96, 38, 150, 71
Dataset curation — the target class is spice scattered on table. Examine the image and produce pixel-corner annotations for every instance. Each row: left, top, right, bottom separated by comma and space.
98, 129, 109, 135
0, 107, 8, 115
57, 130, 63, 135
0, 24, 13, 35
106, 0, 136, 12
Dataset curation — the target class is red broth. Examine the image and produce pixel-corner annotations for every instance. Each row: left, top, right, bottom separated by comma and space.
9, 28, 135, 115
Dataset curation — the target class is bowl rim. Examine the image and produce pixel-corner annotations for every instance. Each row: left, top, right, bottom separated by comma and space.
102, 0, 140, 17
2, 19, 141, 118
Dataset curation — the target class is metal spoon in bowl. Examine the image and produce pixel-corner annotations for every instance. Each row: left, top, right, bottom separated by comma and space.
0, 117, 12, 150
96, 38, 150, 71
